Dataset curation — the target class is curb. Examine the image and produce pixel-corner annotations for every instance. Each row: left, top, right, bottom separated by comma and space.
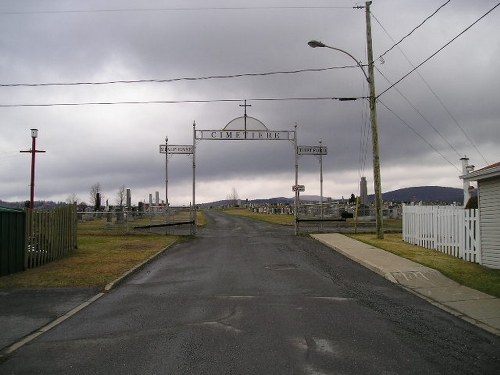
103, 245, 172, 292
0, 293, 105, 359
312, 234, 500, 337
0, 243, 176, 360
312, 235, 398, 283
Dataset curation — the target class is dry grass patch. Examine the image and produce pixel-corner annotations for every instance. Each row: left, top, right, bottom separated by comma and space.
349, 233, 500, 298
223, 208, 295, 226
0, 221, 180, 289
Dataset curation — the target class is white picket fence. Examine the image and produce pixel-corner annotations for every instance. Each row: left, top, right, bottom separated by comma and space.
402, 205, 481, 264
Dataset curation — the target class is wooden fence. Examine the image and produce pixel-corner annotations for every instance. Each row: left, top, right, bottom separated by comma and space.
402, 205, 481, 264
26, 205, 78, 269
0, 207, 26, 276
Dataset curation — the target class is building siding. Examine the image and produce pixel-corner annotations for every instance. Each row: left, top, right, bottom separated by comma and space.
479, 178, 500, 269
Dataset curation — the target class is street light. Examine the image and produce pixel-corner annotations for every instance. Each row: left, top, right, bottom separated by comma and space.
308, 39, 384, 239
20, 128, 46, 210
308, 40, 369, 82
319, 139, 324, 231
165, 136, 169, 210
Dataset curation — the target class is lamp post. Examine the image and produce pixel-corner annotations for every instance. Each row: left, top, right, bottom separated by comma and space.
319, 139, 324, 224
165, 136, 169, 210
20, 129, 46, 210
308, 37, 384, 239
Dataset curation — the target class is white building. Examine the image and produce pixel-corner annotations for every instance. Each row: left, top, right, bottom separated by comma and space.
462, 162, 500, 269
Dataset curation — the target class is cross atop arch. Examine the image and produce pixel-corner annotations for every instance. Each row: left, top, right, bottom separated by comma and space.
239, 100, 252, 131
239, 100, 252, 118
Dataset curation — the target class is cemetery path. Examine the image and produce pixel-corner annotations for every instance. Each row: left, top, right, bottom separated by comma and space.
1, 210, 499, 374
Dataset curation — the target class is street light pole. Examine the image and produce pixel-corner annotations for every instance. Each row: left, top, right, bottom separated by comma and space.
20, 129, 46, 210
165, 136, 169, 210
308, 2, 384, 239
319, 139, 324, 223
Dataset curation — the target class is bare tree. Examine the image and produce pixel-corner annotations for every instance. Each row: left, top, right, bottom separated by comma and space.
116, 185, 126, 208
227, 187, 240, 207
89, 182, 102, 210
66, 193, 79, 205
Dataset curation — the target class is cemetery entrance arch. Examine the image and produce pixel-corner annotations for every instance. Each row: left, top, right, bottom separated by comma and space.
193, 113, 298, 233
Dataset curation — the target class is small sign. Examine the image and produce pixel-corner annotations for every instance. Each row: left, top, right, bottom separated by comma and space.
292, 185, 305, 192
297, 146, 327, 155
160, 145, 193, 154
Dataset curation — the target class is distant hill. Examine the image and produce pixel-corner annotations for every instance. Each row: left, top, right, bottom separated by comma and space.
374, 186, 463, 204
299, 186, 463, 204
201, 186, 464, 207
1, 186, 464, 210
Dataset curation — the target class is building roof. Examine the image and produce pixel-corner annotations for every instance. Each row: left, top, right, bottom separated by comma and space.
462, 162, 500, 181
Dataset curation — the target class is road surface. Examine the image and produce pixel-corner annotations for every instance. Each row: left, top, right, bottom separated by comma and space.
1, 210, 499, 374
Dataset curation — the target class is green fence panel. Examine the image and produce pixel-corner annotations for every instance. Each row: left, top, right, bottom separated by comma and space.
0, 207, 26, 276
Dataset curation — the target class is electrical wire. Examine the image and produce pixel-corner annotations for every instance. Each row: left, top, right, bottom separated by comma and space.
377, 1, 500, 99
378, 100, 461, 172
0, 96, 367, 108
357, 71, 370, 179
358, 98, 370, 179
372, 10, 490, 165
0, 6, 353, 16
0, 65, 361, 88
376, 66, 462, 159
376, 0, 451, 61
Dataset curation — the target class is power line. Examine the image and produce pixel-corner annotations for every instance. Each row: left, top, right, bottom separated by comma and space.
377, 1, 500, 98
375, 66, 462, 159
378, 100, 461, 172
373, 6, 492, 165
375, 0, 451, 61
0, 6, 353, 16
0, 65, 361, 88
0, 96, 367, 108
374, 13, 489, 165
358, 98, 370, 179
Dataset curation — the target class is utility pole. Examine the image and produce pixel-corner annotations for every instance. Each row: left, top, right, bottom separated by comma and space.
165, 136, 169, 210
365, 1, 384, 239
294, 124, 299, 235
20, 129, 45, 209
319, 139, 324, 224
192, 121, 197, 234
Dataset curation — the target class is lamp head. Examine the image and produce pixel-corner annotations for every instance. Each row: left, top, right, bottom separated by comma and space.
308, 40, 326, 48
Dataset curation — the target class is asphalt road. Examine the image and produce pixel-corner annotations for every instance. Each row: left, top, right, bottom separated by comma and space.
1, 211, 499, 374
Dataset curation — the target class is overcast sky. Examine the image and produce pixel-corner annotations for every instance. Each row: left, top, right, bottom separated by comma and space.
1, 0, 498, 206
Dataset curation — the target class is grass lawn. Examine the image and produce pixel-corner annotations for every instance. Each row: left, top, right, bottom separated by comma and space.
222, 207, 402, 230
0, 219, 181, 289
222, 207, 295, 225
349, 233, 500, 298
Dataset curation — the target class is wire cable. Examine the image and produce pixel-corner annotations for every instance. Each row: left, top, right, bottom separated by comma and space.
372, 10, 490, 165
376, 66, 462, 159
0, 6, 353, 16
0, 65, 362, 88
0, 96, 367, 108
376, 0, 451, 61
378, 100, 460, 172
358, 98, 370, 179
377, 2, 500, 98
